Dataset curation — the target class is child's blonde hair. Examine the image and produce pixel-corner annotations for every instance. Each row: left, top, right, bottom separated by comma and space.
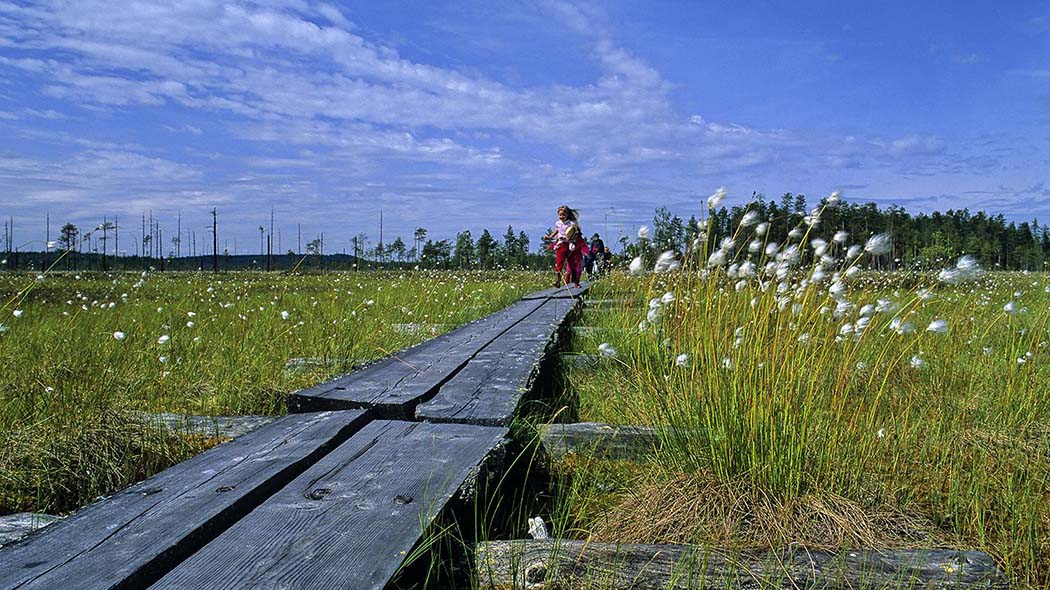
557, 205, 579, 223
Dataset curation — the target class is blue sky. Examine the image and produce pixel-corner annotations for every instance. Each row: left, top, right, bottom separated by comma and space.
1, 0, 1048, 255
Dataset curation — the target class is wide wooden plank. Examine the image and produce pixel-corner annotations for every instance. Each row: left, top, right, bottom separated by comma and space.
477, 539, 1008, 590
415, 296, 580, 425
415, 300, 570, 425
287, 298, 546, 416
0, 410, 372, 590
415, 349, 542, 425
151, 420, 508, 590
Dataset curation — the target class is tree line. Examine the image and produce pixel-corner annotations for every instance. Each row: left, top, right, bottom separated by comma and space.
7, 195, 1047, 272
631, 193, 1050, 271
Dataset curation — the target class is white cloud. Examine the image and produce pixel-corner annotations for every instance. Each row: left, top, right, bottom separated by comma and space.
888, 135, 947, 157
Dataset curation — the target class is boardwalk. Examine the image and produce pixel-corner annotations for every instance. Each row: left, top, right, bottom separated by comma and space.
0, 283, 586, 590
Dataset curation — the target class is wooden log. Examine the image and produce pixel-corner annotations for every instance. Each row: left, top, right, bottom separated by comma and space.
538, 422, 665, 462
475, 539, 1009, 590
151, 420, 509, 590
584, 298, 634, 309
522, 282, 590, 300
0, 410, 372, 590
559, 353, 601, 370
287, 298, 546, 416
282, 356, 362, 376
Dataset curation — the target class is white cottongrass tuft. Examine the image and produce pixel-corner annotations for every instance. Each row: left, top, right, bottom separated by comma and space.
833, 230, 849, 244
157, 334, 170, 345
598, 343, 618, 358
707, 186, 727, 210
628, 256, 644, 276
654, 251, 678, 273
527, 516, 548, 540
281, 310, 290, 320
909, 354, 925, 369
864, 233, 893, 256
638, 226, 650, 239
939, 255, 983, 284
890, 318, 915, 335
674, 353, 689, 368
660, 291, 675, 304
926, 319, 949, 334
1003, 301, 1018, 314
875, 298, 898, 314
826, 191, 842, 206
12, 309, 23, 318
113, 331, 126, 341
739, 211, 760, 227
755, 222, 769, 236
707, 249, 728, 267
159, 355, 169, 364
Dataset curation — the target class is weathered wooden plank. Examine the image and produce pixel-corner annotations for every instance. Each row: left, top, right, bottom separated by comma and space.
415, 297, 576, 425
531, 295, 581, 326
415, 349, 542, 425
522, 282, 589, 300
538, 422, 665, 462
476, 539, 1009, 590
0, 410, 371, 590
0, 513, 60, 548
287, 298, 546, 416
151, 420, 509, 590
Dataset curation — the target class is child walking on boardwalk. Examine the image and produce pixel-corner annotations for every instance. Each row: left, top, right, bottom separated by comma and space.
545, 205, 589, 288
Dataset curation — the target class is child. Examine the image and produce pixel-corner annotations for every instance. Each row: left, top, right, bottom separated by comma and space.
544, 205, 589, 288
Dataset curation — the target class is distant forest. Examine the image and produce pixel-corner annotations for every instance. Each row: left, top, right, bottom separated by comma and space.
631, 193, 1050, 271
3, 194, 1048, 272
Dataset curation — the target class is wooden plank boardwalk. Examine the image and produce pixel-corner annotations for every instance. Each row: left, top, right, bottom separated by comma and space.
151, 420, 507, 590
0, 410, 371, 590
0, 283, 585, 590
287, 297, 547, 417
415, 296, 579, 425
289, 284, 585, 419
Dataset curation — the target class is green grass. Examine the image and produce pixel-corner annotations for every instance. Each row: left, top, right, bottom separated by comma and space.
0, 269, 548, 515
559, 237, 1048, 587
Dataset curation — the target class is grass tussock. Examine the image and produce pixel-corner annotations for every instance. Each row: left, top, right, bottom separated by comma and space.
557, 203, 1049, 588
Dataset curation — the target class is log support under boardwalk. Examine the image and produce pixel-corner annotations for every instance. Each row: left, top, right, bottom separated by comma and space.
476, 539, 1009, 590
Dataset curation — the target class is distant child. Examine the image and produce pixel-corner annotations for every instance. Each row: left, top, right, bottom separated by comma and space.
586, 233, 607, 277
544, 205, 588, 288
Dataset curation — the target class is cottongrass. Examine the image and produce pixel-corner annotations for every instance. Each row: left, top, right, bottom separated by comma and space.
559, 199, 1049, 587
0, 269, 549, 515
